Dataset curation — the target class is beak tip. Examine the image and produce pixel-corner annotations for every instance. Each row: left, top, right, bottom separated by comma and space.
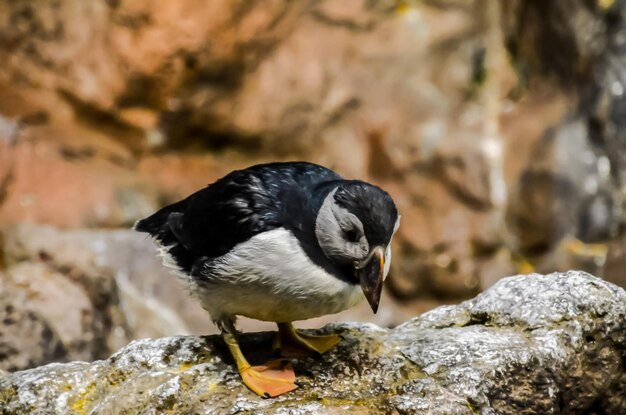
360, 285, 382, 315
357, 246, 385, 315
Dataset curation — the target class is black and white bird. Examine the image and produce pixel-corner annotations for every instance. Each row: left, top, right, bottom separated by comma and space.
134, 162, 399, 397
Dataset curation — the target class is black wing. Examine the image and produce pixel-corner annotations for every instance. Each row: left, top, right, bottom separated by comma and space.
134, 162, 341, 274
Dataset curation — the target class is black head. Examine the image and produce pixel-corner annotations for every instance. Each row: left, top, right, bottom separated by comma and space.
333, 181, 398, 247
314, 180, 400, 313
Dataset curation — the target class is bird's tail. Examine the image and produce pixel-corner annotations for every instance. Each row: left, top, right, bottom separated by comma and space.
133, 198, 187, 245
134, 198, 197, 273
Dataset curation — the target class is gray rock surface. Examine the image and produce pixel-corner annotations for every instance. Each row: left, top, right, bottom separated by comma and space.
0, 267, 130, 373
0, 285, 67, 372
1, 271, 625, 414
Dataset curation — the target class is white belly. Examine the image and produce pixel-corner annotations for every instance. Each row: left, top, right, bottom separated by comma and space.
187, 228, 364, 323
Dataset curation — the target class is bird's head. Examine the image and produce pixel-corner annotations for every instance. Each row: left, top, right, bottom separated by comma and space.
315, 181, 400, 313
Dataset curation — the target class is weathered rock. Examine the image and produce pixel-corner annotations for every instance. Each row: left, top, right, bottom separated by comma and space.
0, 279, 67, 372
1, 271, 624, 414
1, 223, 191, 342
505, 0, 626, 282
0, 225, 132, 371
506, 118, 619, 253
503, 0, 607, 86
0, 132, 161, 228
0, 265, 130, 373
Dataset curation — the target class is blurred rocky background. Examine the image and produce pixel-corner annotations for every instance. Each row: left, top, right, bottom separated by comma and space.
1, 0, 626, 371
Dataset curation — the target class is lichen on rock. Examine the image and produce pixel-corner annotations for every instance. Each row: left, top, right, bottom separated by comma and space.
1, 271, 624, 414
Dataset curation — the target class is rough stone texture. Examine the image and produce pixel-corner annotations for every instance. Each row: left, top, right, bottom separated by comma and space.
0, 225, 131, 372
503, 0, 608, 86
505, 1, 626, 269
1, 271, 624, 414
0, 280, 67, 372
0, 126, 161, 228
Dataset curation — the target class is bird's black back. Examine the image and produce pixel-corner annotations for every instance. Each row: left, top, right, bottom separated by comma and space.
134, 162, 342, 274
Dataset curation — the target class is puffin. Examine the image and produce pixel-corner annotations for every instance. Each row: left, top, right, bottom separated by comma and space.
134, 162, 400, 397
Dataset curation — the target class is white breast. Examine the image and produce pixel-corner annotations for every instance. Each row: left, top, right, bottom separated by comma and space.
189, 228, 364, 324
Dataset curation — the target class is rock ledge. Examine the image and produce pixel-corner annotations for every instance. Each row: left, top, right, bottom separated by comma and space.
1, 271, 625, 414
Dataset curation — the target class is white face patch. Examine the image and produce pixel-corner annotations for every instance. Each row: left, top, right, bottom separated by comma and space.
315, 189, 369, 263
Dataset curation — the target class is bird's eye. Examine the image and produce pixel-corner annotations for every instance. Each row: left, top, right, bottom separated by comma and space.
344, 229, 360, 243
